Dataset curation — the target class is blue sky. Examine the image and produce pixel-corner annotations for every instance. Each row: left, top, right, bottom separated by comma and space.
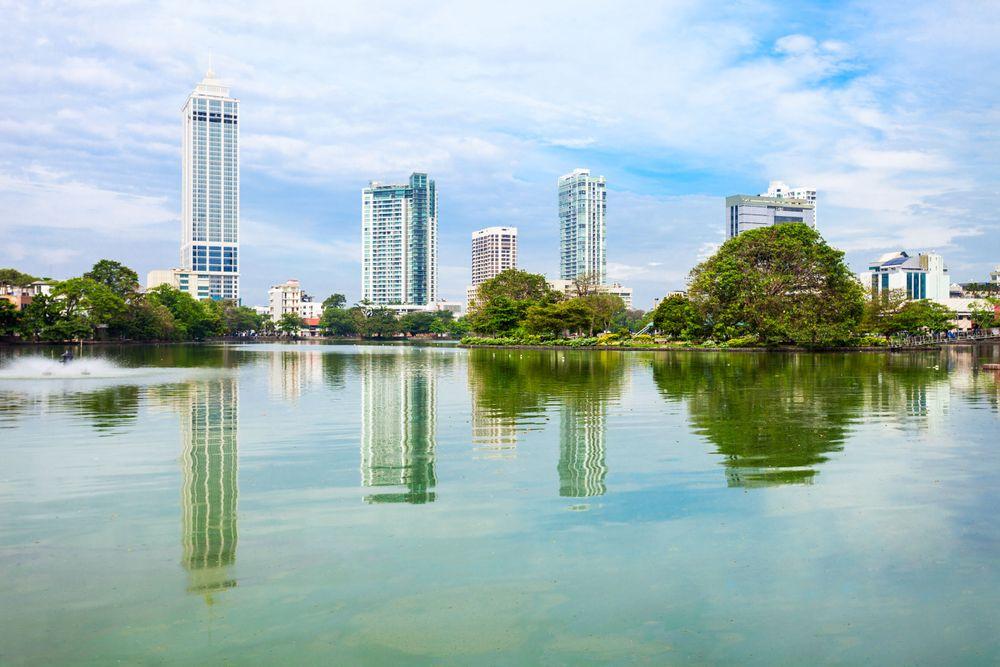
1, 0, 998, 309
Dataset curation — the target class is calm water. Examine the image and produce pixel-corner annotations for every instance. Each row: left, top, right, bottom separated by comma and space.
1, 343, 999, 664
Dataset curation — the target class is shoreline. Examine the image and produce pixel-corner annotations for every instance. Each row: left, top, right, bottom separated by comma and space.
458, 343, 945, 353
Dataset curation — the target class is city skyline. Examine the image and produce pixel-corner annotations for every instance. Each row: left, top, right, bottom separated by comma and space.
1, 2, 998, 309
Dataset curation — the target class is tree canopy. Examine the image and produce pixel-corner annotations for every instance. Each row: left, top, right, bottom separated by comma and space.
687, 224, 865, 346
84, 260, 140, 299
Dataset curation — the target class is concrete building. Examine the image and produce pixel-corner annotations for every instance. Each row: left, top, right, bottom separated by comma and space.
859, 251, 950, 303
466, 226, 517, 309
725, 193, 816, 239
1, 281, 53, 311
991, 265, 1000, 284
146, 268, 214, 300
299, 298, 323, 320
765, 180, 817, 219
559, 168, 606, 283
547, 279, 633, 310
268, 279, 302, 321
361, 173, 438, 307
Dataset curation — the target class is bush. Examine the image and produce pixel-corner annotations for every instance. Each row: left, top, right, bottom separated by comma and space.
720, 334, 759, 348
854, 334, 889, 347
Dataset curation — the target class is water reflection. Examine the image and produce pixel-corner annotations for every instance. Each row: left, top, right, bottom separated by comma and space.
360, 353, 438, 504
164, 379, 240, 597
466, 350, 625, 496
650, 352, 963, 487
269, 350, 323, 401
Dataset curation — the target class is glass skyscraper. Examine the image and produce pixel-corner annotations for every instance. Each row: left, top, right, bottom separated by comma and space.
559, 168, 606, 283
180, 67, 239, 301
361, 173, 438, 305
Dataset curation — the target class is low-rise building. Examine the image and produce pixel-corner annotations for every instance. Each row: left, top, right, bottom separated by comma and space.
547, 279, 633, 309
268, 279, 302, 321
0, 281, 53, 311
859, 251, 950, 303
299, 299, 323, 320
146, 268, 216, 301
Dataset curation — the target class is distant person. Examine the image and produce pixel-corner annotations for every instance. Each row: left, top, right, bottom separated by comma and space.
60, 349, 74, 364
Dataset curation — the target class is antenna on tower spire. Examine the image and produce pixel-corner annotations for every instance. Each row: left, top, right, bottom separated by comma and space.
206, 51, 215, 79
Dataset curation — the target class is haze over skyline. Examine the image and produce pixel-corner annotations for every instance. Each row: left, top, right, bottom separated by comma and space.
1, 1, 998, 308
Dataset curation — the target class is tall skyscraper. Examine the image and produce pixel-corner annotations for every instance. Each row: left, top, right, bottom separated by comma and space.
559, 168, 606, 283
361, 173, 438, 306
180, 66, 240, 301
466, 226, 517, 308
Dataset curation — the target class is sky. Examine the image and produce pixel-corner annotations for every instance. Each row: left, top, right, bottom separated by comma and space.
0, 0, 998, 309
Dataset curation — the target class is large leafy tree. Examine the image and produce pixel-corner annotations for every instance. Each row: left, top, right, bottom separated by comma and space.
579, 293, 625, 334
277, 312, 303, 337
322, 293, 347, 310
524, 299, 594, 337
320, 306, 362, 336
470, 269, 559, 335
363, 308, 400, 338
146, 285, 221, 340
0, 300, 21, 336
861, 289, 909, 337
652, 294, 699, 338
687, 224, 864, 346
970, 298, 1000, 329
0, 268, 40, 286
84, 260, 140, 299
891, 300, 955, 334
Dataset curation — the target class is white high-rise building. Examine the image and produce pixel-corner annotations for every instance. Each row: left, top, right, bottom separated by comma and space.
361, 173, 438, 306
268, 279, 302, 321
726, 193, 816, 239
466, 226, 517, 308
559, 168, 606, 283
765, 180, 817, 224
180, 66, 240, 301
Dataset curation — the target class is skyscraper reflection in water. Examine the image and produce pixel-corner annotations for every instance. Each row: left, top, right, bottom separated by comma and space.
558, 400, 608, 498
179, 378, 239, 595
360, 353, 437, 504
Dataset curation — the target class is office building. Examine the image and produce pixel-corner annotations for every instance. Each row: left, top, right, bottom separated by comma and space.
466, 226, 517, 308
559, 168, 606, 283
146, 268, 213, 300
361, 173, 438, 306
725, 192, 816, 239
991, 265, 1000, 285
180, 65, 240, 301
860, 251, 950, 303
765, 180, 817, 214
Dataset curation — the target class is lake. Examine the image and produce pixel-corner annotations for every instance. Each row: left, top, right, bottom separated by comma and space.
1, 343, 998, 664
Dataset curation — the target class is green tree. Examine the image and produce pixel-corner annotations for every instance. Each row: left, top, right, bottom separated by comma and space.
320, 306, 360, 336
277, 311, 303, 337
891, 300, 954, 334
204, 300, 263, 335
400, 311, 437, 335
83, 260, 140, 299
579, 293, 625, 334
363, 307, 400, 338
469, 269, 560, 335
970, 298, 999, 329
322, 293, 347, 310
861, 289, 909, 337
0, 268, 40, 286
524, 298, 594, 337
687, 224, 864, 347
0, 299, 21, 336
146, 285, 221, 340
113, 298, 179, 340
652, 294, 699, 338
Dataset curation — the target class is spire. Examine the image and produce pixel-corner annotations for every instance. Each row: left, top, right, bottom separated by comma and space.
206, 51, 216, 80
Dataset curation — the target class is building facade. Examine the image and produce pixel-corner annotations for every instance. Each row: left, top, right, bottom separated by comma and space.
361, 173, 438, 306
860, 251, 950, 303
765, 180, 817, 211
466, 226, 518, 308
179, 67, 240, 301
725, 193, 816, 239
146, 268, 215, 301
268, 279, 302, 321
547, 279, 633, 310
559, 168, 606, 283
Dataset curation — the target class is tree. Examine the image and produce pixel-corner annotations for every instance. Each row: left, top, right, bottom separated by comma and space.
114, 299, 179, 340
363, 307, 400, 338
580, 293, 625, 334
687, 224, 864, 346
204, 299, 263, 335
469, 269, 560, 335
612, 308, 647, 332
524, 298, 594, 337
0, 300, 21, 336
861, 289, 909, 337
277, 312, 303, 337
322, 293, 347, 310
891, 300, 954, 334
0, 268, 40, 286
146, 285, 221, 340
653, 294, 697, 338
970, 298, 1000, 329
570, 272, 601, 297
321, 306, 363, 336
84, 260, 139, 299
400, 311, 437, 335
